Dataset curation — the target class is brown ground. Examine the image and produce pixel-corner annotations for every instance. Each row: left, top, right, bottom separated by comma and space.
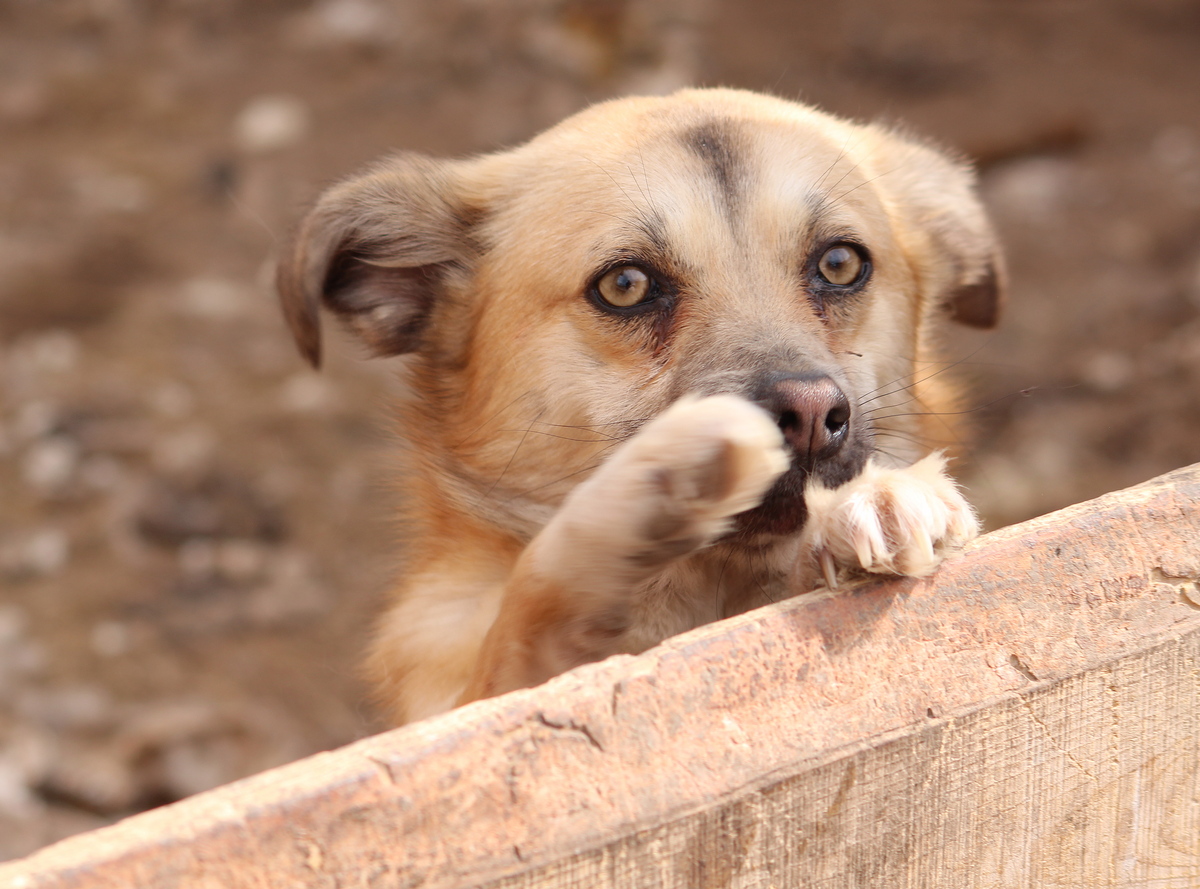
1, 0, 1198, 860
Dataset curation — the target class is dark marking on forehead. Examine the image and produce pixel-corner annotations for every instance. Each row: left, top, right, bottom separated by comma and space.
681, 121, 743, 214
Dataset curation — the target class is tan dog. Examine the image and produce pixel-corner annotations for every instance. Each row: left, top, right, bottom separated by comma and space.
278, 89, 1002, 726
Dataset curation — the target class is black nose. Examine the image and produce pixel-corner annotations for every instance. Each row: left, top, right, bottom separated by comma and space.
762, 374, 851, 460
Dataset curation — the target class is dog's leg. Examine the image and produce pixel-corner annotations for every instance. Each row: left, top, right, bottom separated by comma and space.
458, 395, 787, 703
794, 453, 979, 590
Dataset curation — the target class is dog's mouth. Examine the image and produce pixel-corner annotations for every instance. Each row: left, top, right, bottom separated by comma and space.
732, 439, 870, 539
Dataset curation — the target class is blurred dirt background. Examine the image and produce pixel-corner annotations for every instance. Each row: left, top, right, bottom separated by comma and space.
2, 0, 1199, 860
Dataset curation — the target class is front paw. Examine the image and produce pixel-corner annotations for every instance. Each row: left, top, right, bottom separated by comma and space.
564, 394, 788, 568
800, 453, 978, 587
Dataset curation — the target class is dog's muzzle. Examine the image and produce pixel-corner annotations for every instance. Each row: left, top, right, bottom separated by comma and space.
731, 371, 868, 539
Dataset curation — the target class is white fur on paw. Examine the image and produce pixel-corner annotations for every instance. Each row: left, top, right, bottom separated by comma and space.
542, 394, 787, 587
558, 393, 787, 567
622, 394, 788, 533
803, 452, 978, 581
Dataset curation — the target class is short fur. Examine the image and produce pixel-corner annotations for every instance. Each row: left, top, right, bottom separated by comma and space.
278, 89, 1003, 725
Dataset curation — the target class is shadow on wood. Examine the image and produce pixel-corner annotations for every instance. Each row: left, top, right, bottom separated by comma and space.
3, 465, 1199, 888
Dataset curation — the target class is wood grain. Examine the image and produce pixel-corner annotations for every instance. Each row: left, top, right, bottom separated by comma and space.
3, 465, 1199, 889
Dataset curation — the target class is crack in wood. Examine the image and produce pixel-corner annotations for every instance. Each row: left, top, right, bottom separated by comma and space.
1019, 694, 1099, 784
534, 712, 604, 751
1009, 653, 1039, 682
366, 755, 397, 786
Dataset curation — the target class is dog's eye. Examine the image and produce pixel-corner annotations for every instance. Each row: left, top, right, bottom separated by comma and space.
817, 245, 866, 286
596, 266, 654, 307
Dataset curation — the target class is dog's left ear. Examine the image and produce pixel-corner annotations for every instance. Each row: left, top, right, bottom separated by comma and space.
277, 153, 479, 367
871, 133, 1005, 329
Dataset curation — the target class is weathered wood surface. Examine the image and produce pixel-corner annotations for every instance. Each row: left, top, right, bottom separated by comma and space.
3, 465, 1199, 889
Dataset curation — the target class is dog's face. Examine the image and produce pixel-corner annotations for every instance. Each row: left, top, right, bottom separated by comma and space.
279, 89, 1001, 541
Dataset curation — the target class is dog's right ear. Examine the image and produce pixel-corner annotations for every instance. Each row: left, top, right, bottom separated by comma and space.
864, 130, 1005, 331
277, 154, 478, 368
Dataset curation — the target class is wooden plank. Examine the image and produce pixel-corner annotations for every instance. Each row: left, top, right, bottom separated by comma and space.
2, 464, 1199, 889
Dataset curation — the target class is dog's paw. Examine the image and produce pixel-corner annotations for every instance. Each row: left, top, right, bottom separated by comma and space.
570, 394, 787, 568
801, 453, 978, 587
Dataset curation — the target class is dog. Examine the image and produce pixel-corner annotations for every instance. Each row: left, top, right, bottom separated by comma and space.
278, 88, 1002, 726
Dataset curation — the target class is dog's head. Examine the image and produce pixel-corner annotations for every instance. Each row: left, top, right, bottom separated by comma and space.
279, 89, 1002, 539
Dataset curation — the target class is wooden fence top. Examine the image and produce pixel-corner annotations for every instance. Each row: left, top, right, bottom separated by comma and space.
3, 464, 1199, 888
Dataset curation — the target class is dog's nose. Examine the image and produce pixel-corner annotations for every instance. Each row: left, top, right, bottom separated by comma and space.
763, 375, 851, 460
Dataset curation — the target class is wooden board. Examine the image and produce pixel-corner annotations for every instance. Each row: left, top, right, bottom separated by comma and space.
3, 465, 1199, 889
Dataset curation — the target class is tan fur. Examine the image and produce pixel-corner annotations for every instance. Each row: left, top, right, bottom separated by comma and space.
277, 89, 1004, 725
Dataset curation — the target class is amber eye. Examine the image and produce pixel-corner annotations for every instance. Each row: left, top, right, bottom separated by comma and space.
817, 244, 866, 286
596, 265, 653, 308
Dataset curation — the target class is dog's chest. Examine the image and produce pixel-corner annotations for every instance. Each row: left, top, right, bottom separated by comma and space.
627, 544, 794, 650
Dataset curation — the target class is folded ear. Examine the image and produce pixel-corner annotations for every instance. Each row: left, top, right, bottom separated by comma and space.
277, 153, 479, 367
870, 131, 1005, 329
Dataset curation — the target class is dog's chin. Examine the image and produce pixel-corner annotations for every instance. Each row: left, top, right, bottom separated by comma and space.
732, 468, 811, 539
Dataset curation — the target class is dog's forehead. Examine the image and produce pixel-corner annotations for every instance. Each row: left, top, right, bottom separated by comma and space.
495, 97, 899, 271
660, 116, 895, 251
